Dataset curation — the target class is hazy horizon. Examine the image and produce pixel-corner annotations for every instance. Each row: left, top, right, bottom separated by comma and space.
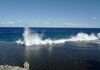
0, 0, 100, 28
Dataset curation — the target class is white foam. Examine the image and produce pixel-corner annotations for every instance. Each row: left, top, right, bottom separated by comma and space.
97, 33, 100, 38
68, 33, 98, 41
16, 39, 24, 45
16, 27, 100, 46
22, 27, 42, 46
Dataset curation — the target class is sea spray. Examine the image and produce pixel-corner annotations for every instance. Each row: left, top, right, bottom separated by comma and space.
23, 27, 43, 46
16, 27, 100, 46
68, 32, 98, 41
16, 39, 24, 45
97, 33, 100, 39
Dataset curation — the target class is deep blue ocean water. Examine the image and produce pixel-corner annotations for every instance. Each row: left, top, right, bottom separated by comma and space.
0, 27, 100, 70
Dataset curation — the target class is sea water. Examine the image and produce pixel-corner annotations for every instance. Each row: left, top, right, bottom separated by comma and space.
0, 27, 100, 70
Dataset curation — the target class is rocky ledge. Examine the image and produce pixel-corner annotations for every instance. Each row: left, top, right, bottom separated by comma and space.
0, 62, 29, 70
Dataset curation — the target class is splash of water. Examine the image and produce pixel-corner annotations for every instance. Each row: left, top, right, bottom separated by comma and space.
97, 33, 100, 39
16, 27, 100, 46
23, 27, 42, 46
68, 33, 98, 41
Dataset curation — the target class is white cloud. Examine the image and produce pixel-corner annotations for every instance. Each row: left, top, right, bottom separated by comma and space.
7, 21, 16, 24
32, 20, 51, 25
64, 22, 91, 28
45, 22, 51, 25
91, 17, 96, 19
34, 20, 41, 24
1, 22, 6, 24
1, 21, 19, 25
64, 23, 76, 26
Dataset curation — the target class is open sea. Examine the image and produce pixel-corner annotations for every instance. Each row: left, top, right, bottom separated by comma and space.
0, 27, 100, 70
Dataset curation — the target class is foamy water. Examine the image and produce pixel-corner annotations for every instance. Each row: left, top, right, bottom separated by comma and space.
16, 27, 100, 46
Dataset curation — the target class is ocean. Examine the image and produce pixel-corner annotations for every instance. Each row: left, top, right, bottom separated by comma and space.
0, 27, 100, 70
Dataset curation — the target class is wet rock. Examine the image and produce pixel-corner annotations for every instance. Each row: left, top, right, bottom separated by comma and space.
0, 62, 29, 70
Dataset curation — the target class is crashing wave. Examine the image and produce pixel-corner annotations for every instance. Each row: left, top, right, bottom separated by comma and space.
68, 33, 98, 41
16, 39, 24, 45
16, 27, 100, 46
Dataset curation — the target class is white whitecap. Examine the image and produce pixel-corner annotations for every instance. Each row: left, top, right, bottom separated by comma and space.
16, 27, 100, 46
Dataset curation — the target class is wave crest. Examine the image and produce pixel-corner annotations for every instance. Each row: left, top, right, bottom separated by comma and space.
16, 27, 100, 46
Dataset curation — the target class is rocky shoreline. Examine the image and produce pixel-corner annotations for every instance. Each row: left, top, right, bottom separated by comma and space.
0, 62, 29, 70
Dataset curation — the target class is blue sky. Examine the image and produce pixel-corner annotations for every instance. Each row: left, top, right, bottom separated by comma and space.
0, 0, 100, 27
